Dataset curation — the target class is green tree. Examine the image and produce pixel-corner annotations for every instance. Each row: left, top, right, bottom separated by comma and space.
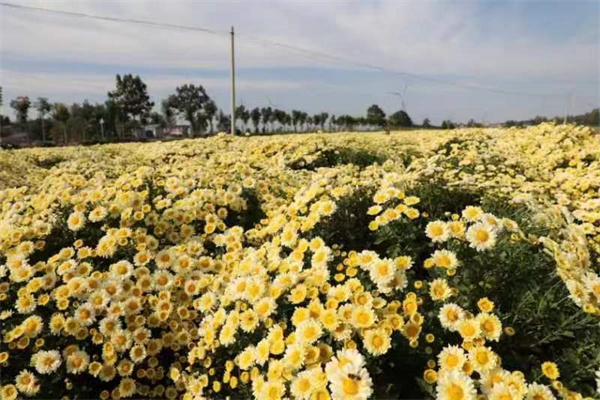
216, 110, 231, 132
422, 118, 431, 128
161, 97, 177, 128
149, 111, 166, 128
299, 112, 308, 132
107, 74, 154, 135
169, 84, 212, 136
204, 100, 218, 134
260, 107, 273, 133
366, 104, 386, 128
236, 105, 250, 133
291, 110, 302, 132
319, 112, 329, 131
337, 115, 357, 131
35, 97, 52, 142
466, 119, 482, 128
441, 120, 456, 129
104, 99, 123, 139
51, 103, 70, 143
10, 96, 31, 124
250, 107, 261, 134
274, 109, 288, 132
388, 110, 413, 127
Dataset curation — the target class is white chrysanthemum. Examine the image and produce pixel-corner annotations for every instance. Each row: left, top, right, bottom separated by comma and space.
438, 345, 467, 371
67, 211, 85, 231
466, 222, 497, 251
291, 368, 320, 400
237, 346, 256, 370
118, 378, 137, 398
468, 346, 498, 374
363, 328, 391, 356
283, 343, 305, 370
479, 368, 510, 395
257, 378, 286, 400
477, 312, 502, 342
436, 370, 477, 400
432, 249, 459, 269
351, 305, 376, 329
325, 348, 366, 381
583, 272, 600, 302
254, 297, 277, 321
482, 213, 503, 232
66, 350, 90, 374
430, 278, 453, 301
426, 221, 450, 243
439, 303, 465, 331
88, 291, 110, 310
33, 350, 62, 374
489, 382, 521, 400
155, 250, 173, 269
89, 206, 108, 222
329, 364, 373, 400
99, 317, 122, 336
74, 303, 96, 326
109, 260, 133, 279
526, 383, 556, 400
296, 319, 323, 344
280, 225, 298, 248
130, 344, 147, 364
22, 315, 43, 337
15, 370, 39, 396
111, 329, 133, 352
462, 206, 483, 222
153, 270, 174, 290
369, 258, 396, 286
15, 293, 37, 314
328, 284, 351, 302
458, 318, 481, 341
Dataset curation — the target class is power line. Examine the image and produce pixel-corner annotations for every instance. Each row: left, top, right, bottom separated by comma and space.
1, 1, 594, 100
238, 35, 562, 98
0, 2, 227, 37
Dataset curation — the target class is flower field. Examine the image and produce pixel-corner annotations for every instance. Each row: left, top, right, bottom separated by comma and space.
0, 123, 599, 400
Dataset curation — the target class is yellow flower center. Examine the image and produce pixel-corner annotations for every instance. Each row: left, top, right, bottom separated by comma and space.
475, 230, 489, 242
446, 354, 460, 368
447, 384, 465, 400
476, 352, 489, 365
342, 377, 360, 396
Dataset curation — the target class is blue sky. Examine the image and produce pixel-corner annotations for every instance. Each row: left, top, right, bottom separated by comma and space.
1, 0, 598, 124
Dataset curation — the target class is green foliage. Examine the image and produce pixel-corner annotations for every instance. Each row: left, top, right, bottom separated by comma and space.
316, 180, 600, 397
168, 84, 212, 135
366, 104, 386, 127
289, 148, 387, 171
10, 96, 31, 123
107, 74, 154, 122
388, 110, 413, 128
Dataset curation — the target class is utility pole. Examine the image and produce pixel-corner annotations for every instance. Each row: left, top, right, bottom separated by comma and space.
230, 26, 236, 135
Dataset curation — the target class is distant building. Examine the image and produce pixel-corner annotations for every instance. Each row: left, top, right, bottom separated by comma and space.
141, 124, 192, 138
143, 124, 161, 138
163, 125, 191, 137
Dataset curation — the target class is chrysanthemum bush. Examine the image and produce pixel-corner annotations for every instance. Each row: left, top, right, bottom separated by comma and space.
0, 125, 599, 400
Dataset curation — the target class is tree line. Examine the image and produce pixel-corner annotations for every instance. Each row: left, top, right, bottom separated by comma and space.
0, 75, 421, 146
503, 109, 599, 128
2, 74, 597, 147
